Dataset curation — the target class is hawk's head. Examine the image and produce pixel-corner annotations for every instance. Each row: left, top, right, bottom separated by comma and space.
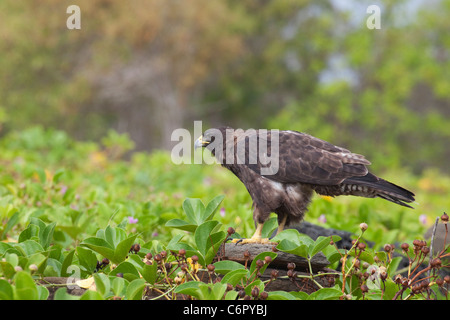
194, 126, 231, 151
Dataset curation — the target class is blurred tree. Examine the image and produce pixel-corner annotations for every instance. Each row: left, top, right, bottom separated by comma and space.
0, 0, 448, 173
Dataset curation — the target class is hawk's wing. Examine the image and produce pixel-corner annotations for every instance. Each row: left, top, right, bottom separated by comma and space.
236, 130, 371, 186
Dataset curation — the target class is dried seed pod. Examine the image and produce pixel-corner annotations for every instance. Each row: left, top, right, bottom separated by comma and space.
271, 269, 279, 280
430, 258, 442, 268
441, 212, 449, 224
360, 284, 369, 293
264, 256, 272, 264
251, 286, 260, 298
255, 259, 264, 268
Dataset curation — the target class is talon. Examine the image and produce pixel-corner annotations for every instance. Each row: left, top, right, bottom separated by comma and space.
231, 238, 244, 245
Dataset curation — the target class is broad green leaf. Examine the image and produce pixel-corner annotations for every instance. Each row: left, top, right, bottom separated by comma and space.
261, 217, 278, 238
111, 276, 127, 297
213, 260, 246, 275
0, 279, 14, 300
174, 281, 202, 296
80, 290, 104, 300
37, 285, 49, 300
60, 249, 75, 277
165, 219, 197, 232
80, 237, 115, 262
18, 224, 40, 243
40, 221, 56, 250
202, 195, 225, 221
0, 261, 16, 279
308, 287, 342, 300
94, 273, 111, 297
14, 240, 44, 257
53, 288, 80, 300
13, 271, 39, 300
183, 198, 205, 225
249, 251, 277, 280
199, 282, 227, 300
194, 220, 219, 257
110, 261, 140, 281
276, 239, 309, 258
76, 246, 98, 273
267, 290, 297, 300
126, 278, 146, 300
113, 234, 138, 264
308, 236, 337, 258
220, 269, 248, 286
141, 262, 158, 284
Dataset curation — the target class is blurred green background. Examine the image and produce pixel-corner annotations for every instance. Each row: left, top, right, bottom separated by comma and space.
0, 0, 449, 243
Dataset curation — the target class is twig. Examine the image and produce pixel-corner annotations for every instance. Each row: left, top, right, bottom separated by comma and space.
427, 217, 439, 279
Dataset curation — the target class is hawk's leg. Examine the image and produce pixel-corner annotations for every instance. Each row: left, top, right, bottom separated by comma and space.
231, 222, 275, 244
276, 215, 287, 235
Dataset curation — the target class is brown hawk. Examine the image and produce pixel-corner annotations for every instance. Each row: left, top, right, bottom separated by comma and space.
195, 127, 415, 243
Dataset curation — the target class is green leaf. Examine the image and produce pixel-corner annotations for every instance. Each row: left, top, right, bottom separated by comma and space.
14, 240, 44, 257
104, 225, 127, 248
308, 287, 342, 300
213, 260, 246, 275
183, 198, 205, 225
0, 261, 16, 279
53, 288, 80, 300
113, 234, 138, 264
111, 276, 127, 297
40, 221, 56, 250
276, 239, 309, 258
141, 262, 158, 284
80, 290, 104, 300
80, 237, 115, 262
126, 278, 146, 300
249, 251, 277, 280
175, 281, 202, 297
165, 219, 197, 232
37, 285, 49, 300
202, 195, 225, 221
60, 249, 75, 277
261, 217, 278, 238
267, 290, 297, 300
381, 279, 398, 300
94, 273, 111, 297
0, 279, 14, 300
220, 269, 248, 286
110, 261, 140, 282
76, 246, 98, 273
13, 271, 39, 300
309, 236, 334, 258
194, 220, 219, 257
18, 224, 40, 243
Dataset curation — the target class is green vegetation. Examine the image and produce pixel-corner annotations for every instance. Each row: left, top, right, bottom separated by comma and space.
0, 0, 448, 301
0, 128, 448, 300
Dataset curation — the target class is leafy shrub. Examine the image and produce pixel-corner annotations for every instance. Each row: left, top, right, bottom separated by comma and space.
0, 127, 448, 300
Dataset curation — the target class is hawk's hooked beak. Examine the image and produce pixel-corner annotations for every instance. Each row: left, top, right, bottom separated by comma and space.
194, 135, 210, 150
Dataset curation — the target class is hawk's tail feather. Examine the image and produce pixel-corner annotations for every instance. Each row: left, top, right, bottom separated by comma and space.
344, 172, 415, 208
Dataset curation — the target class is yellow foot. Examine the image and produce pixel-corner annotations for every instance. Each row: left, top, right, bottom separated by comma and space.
231, 237, 276, 245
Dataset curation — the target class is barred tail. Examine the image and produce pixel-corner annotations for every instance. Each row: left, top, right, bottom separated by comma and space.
343, 173, 415, 208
